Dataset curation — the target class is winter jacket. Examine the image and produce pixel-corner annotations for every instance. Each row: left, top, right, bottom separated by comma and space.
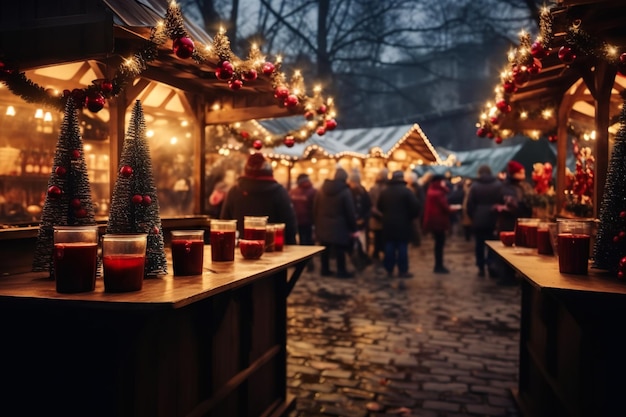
377, 179, 421, 241
313, 178, 357, 246
497, 178, 534, 232
220, 176, 297, 244
422, 180, 451, 234
368, 180, 387, 231
350, 184, 372, 230
289, 181, 317, 226
466, 174, 503, 231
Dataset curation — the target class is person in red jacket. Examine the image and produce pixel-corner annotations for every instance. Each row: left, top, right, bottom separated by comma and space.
423, 174, 459, 274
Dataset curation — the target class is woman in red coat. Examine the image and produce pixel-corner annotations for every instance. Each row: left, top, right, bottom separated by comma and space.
422, 174, 455, 273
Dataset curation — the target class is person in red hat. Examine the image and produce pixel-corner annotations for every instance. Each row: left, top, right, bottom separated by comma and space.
220, 152, 297, 244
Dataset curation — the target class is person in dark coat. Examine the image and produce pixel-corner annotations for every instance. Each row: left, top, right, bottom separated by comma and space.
313, 167, 358, 278
422, 174, 456, 274
368, 168, 388, 263
466, 165, 503, 277
289, 173, 317, 246
377, 170, 421, 278
220, 152, 297, 244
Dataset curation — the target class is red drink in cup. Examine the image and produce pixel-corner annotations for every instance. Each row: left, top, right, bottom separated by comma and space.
244, 227, 266, 240
274, 223, 285, 251
103, 255, 145, 292
171, 230, 205, 275
265, 225, 276, 252
54, 242, 98, 293
102, 234, 147, 292
525, 224, 539, 248
53, 225, 99, 294
210, 220, 237, 262
558, 233, 590, 274
536, 223, 554, 255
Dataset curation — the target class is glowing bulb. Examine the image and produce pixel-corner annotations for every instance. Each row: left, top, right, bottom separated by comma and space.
6, 106, 15, 116
35, 109, 44, 119
170, 137, 178, 145
44, 112, 52, 122
520, 111, 528, 120
147, 130, 154, 138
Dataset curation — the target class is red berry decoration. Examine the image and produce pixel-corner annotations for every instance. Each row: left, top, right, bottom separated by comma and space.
284, 94, 299, 107
240, 131, 250, 139
325, 118, 338, 130
71, 149, 81, 159
503, 80, 517, 94
495, 136, 503, 144
262, 62, 275, 76
101, 79, 113, 95
47, 185, 62, 199
243, 69, 258, 81
496, 99, 510, 111
476, 127, 487, 137
229, 79, 243, 90
152, 226, 160, 235
253, 140, 263, 150
283, 136, 295, 147
317, 105, 327, 115
620, 211, 626, 218
132, 194, 143, 205
70, 198, 82, 209
274, 86, 290, 99
120, 165, 133, 178
316, 127, 326, 136
55, 166, 67, 177
531, 41, 547, 59
513, 69, 530, 86
215, 61, 234, 80
548, 134, 558, 143
489, 116, 499, 125
558, 46, 576, 64
75, 208, 88, 218
142, 195, 152, 206
486, 131, 495, 139
528, 58, 542, 75
71, 89, 87, 108
173, 36, 195, 59
86, 92, 105, 113
304, 111, 315, 120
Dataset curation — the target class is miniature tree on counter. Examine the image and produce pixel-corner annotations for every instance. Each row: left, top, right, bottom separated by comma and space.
107, 100, 167, 276
32, 98, 98, 275
593, 90, 626, 277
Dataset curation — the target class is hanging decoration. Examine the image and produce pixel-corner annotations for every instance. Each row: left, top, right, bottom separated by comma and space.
476, 5, 626, 144
0, 1, 335, 146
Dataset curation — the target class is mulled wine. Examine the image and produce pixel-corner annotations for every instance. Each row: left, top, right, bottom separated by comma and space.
54, 243, 98, 293
525, 224, 539, 248
244, 227, 266, 241
240, 239, 264, 259
210, 230, 236, 262
558, 233, 590, 275
274, 226, 285, 251
514, 223, 527, 247
264, 227, 276, 252
536, 228, 553, 255
103, 255, 145, 292
171, 239, 204, 275
500, 231, 515, 247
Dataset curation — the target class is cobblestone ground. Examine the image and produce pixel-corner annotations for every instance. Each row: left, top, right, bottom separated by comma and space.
286, 232, 521, 417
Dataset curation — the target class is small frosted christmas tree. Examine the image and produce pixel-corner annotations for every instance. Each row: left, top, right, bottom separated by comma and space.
32, 98, 98, 274
593, 90, 626, 277
107, 100, 167, 276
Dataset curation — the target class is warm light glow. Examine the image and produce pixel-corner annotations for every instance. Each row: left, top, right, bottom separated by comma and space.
35, 109, 44, 119
311, 158, 317, 164
212, 103, 221, 111
170, 137, 178, 145
606, 45, 618, 57
219, 26, 225, 34
5, 106, 15, 116
147, 130, 155, 138
313, 85, 322, 93
180, 120, 188, 127
234, 122, 241, 128
43, 112, 52, 122
276, 55, 282, 63
583, 131, 597, 141
84, 144, 93, 152
520, 111, 528, 120
541, 109, 553, 119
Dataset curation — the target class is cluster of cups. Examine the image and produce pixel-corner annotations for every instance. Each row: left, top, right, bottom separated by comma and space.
52, 217, 286, 294
499, 218, 597, 275
211, 216, 285, 262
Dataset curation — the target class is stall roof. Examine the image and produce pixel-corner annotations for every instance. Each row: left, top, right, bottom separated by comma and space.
264, 122, 443, 165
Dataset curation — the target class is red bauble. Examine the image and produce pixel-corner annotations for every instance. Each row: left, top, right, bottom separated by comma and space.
243, 69, 258, 81
284, 94, 299, 107
304, 111, 315, 120
476, 127, 487, 137
283, 136, 295, 147
495, 136, 503, 144
55, 166, 67, 177
71, 149, 81, 159
486, 131, 495, 139
316, 127, 326, 136
529, 58, 542, 75
513, 69, 530, 86
530, 42, 547, 59
47, 185, 62, 199
215, 66, 233, 81
325, 118, 338, 130
496, 99, 509, 111
252, 140, 263, 150
262, 62, 275, 76
142, 195, 152, 206
274, 86, 290, 99
120, 165, 133, 178
317, 105, 327, 115
86, 92, 105, 113
558, 46, 576, 64
620, 211, 626, 218
173, 37, 195, 59
132, 194, 143, 205
489, 116, 499, 125
101, 79, 113, 95
229, 79, 243, 90
618, 53, 626, 76
240, 131, 250, 139
70, 198, 82, 209
71, 89, 87, 108
503, 80, 517, 94
152, 226, 160, 235
548, 134, 558, 143
75, 208, 88, 218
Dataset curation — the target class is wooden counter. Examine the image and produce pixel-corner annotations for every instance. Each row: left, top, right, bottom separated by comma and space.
488, 242, 626, 417
0, 245, 322, 417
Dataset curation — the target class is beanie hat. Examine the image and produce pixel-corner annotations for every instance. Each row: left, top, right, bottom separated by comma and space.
334, 167, 348, 181
297, 173, 310, 185
507, 160, 525, 176
244, 152, 273, 178
391, 170, 405, 182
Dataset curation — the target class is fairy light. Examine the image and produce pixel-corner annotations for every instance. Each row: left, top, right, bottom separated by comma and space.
541, 109, 553, 119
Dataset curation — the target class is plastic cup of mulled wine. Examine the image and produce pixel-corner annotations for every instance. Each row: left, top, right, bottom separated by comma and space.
53, 225, 99, 293
272, 223, 285, 251
171, 230, 205, 275
556, 219, 591, 275
102, 234, 147, 292
210, 220, 237, 262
